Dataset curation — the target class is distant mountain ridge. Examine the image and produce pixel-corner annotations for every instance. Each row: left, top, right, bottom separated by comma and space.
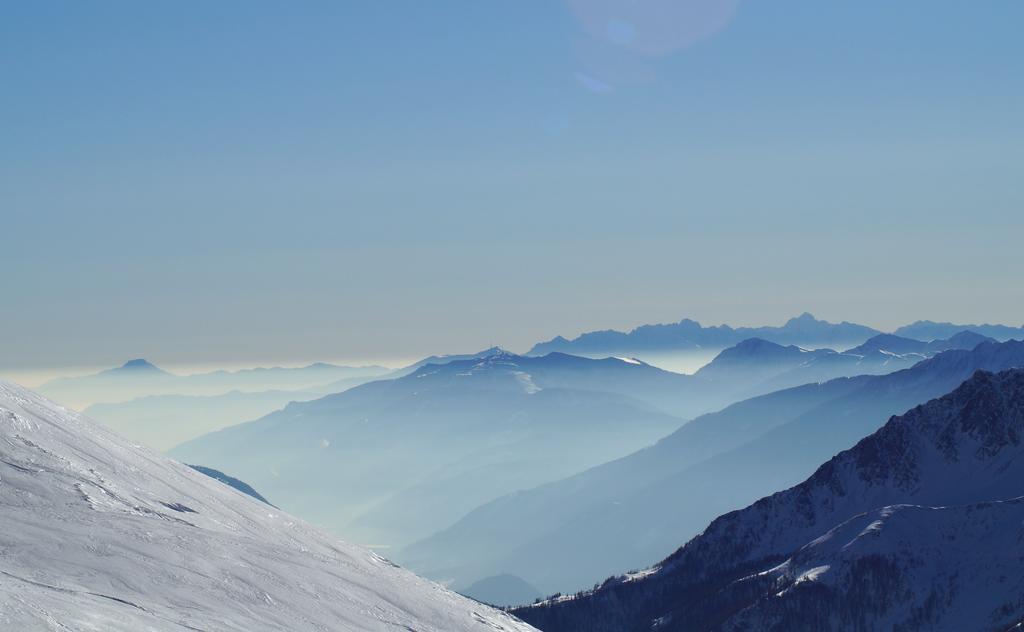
695, 331, 995, 400
528, 313, 881, 358
38, 359, 390, 408
527, 314, 1023, 368
895, 319, 1024, 341
514, 368, 1024, 631
85, 389, 326, 451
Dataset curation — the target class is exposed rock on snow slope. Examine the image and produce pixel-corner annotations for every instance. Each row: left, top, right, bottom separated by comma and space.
0, 380, 536, 632
720, 499, 1024, 631
514, 368, 1024, 631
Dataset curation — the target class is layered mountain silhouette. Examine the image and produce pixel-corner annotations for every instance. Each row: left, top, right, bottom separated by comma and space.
0, 380, 537, 632
39, 359, 389, 409
514, 368, 1024, 631
85, 389, 325, 451
695, 331, 993, 400
401, 339, 1024, 597
169, 351, 695, 549
528, 313, 880, 360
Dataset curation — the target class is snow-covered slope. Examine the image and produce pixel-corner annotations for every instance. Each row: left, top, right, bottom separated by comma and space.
0, 380, 536, 632
514, 368, 1024, 631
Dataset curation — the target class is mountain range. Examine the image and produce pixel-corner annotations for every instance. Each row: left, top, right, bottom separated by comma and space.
527, 313, 1024, 372
401, 338, 1024, 597
77, 333, 987, 454
692, 330, 993, 400
528, 312, 881, 360
514, 368, 1024, 631
173, 338, 978, 555
0, 379, 536, 632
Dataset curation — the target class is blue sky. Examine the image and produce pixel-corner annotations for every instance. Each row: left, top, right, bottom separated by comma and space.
2, 1, 1023, 377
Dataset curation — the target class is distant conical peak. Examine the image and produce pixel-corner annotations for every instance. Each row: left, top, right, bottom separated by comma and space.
120, 358, 160, 371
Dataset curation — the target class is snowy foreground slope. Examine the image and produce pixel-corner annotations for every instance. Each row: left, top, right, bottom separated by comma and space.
516, 369, 1024, 632
0, 381, 536, 632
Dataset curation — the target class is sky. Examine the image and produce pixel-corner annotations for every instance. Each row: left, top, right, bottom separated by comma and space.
2, 1, 1023, 380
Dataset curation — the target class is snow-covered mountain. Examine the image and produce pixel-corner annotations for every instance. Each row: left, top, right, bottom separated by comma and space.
401, 339, 1024, 597
514, 368, 1024, 631
169, 351, 692, 550
720, 499, 1024, 631
527, 312, 880, 360
0, 380, 537, 632
392, 346, 511, 376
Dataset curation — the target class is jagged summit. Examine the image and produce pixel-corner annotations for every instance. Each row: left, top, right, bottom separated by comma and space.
785, 311, 819, 324
528, 314, 881, 357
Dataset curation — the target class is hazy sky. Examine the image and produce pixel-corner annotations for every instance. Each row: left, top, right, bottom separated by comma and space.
3, 1, 1023, 378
